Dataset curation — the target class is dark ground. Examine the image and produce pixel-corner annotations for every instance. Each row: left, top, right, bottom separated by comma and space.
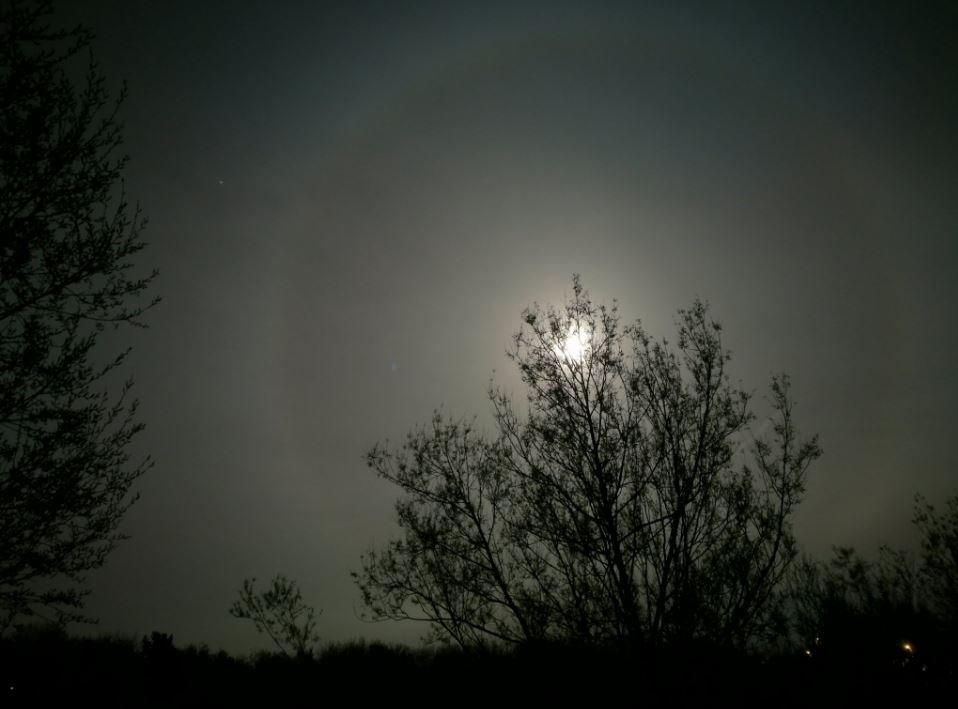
2, 626, 952, 708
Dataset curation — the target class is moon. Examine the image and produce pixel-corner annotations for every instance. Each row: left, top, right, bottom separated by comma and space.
560, 323, 590, 363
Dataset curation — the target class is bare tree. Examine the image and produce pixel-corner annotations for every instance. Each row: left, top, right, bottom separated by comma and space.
914, 493, 958, 629
229, 575, 321, 657
355, 276, 820, 649
790, 493, 958, 662
0, 1, 157, 630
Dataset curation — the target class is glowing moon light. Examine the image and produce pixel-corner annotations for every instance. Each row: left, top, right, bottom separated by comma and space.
560, 323, 590, 363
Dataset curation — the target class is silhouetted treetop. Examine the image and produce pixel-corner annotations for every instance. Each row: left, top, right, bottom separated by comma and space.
230, 575, 321, 658
356, 276, 820, 650
0, 0, 157, 630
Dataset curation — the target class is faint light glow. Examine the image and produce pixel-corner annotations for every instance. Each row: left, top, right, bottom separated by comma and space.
902, 641, 914, 653
558, 323, 590, 363
804, 649, 812, 657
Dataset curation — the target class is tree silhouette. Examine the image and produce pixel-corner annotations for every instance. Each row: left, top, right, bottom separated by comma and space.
789, 546, 924, 660
914, 493, 958, 631
0, 1, 157, 630
790, 492, 958, 670
355, 276, 820, 649
229, 575, 321, 657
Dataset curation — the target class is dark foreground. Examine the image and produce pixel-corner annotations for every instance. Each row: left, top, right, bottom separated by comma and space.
2, 627, 953, 708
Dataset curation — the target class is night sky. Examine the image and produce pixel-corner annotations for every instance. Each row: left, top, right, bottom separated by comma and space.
53, 1, 957, 652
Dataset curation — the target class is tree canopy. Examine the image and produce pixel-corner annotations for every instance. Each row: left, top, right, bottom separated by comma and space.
0, 0, 157, 629
355, 276, 820, 649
